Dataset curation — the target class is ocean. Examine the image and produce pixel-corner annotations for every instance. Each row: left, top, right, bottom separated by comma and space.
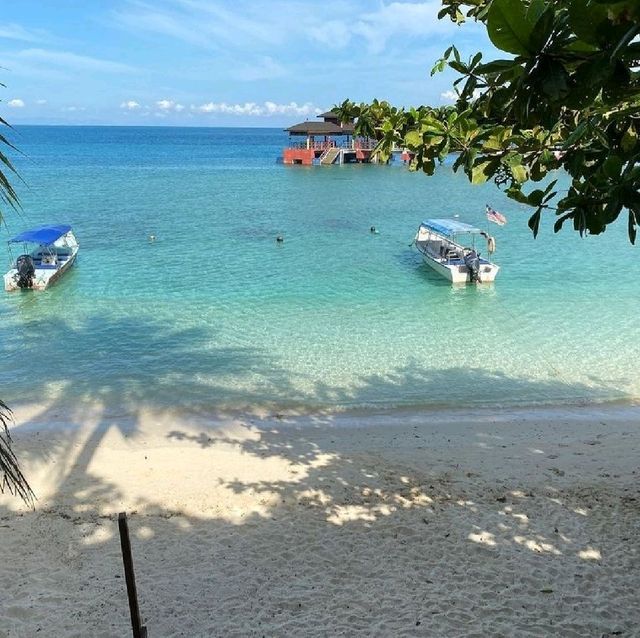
1, 125, 638, 417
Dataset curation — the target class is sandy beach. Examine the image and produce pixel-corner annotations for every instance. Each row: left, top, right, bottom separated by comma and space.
1, 404, 639, 637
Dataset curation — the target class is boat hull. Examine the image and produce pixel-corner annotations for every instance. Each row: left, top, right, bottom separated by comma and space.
418, 251, 499, 284
4, 249, 78, 291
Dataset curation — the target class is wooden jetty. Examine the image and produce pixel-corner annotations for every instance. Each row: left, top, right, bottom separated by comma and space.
283, 110, 380, 165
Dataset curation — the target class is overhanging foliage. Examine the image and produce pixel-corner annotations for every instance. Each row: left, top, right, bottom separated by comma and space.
336, 0, 640, 241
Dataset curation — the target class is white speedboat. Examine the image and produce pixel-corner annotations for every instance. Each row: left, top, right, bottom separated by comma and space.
4, 225, 79, 291
413, 218, 499, 284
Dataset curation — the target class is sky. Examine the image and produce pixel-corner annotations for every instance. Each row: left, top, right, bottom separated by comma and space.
0, 0, 495, 127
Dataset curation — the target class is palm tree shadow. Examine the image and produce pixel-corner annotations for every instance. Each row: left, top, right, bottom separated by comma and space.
158, 374, 637, 635
1, 325, 636, 635
4, 312, 302, 514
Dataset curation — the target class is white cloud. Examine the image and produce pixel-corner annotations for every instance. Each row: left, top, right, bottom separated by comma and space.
152, 100, 185, 113
192, 101, 261, 116
114, 7, 214, 49
308, 20, 352, 49
7, 98, 25, 108
15, 48, 137, 74
35, 99, 47, 105
236, 56, 286, 82
440, 88, 482, 102
0, 23, 50, 43
304, 2, 453, 54
194, 102, 216, 113
62, 105, 86, 112
192, 100, 321, 117
352, 2, 451, 54
120, 100, 141, 110
113, 1, 283, 51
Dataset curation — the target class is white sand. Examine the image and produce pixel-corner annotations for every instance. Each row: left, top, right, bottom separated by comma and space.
1, 404, 639, 637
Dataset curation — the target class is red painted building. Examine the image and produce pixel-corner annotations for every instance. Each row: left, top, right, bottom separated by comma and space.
283, 111, 356, 165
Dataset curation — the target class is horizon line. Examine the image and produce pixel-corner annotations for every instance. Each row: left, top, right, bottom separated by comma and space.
8, 122, 294, 129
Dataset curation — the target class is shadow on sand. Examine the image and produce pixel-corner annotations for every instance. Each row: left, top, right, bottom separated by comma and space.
0, 313, 637, 636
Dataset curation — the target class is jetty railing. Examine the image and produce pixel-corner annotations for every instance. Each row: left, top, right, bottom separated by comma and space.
287, 139, 380, 151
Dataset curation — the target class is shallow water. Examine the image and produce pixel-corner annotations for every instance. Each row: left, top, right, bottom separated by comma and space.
1, 126, 638, 416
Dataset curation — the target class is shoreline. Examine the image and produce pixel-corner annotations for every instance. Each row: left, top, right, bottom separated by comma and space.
2, 403, 639, 636
7, 396, 640, 434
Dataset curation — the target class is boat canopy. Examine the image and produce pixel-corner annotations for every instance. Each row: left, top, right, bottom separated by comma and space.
421, 219, 482, 237
9, 224, 72, 245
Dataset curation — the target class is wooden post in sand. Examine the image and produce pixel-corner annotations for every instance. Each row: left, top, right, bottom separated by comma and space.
118, 512, 148, 638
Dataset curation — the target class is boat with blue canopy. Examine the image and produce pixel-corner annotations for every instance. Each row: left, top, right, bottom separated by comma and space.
413, 218, 499, 283
4, 224, 79, 291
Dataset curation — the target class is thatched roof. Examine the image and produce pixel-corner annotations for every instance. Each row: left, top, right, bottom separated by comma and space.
318, 110, 339, 119
285, 121, 354, 136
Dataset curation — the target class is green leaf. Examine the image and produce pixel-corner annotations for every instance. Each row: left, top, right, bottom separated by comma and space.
449, 60, 468, 74
529, 6, 555, 51
511, 164, 528, 183
565, 57, 612, 109
482, 136, 505, 152
431, 58, 447, 76
528, 208, 542, 237
421, 118, 446, 135
603, 155, 623, 179
507, 186, 530, 204
422, 157, 436, 175
404, 130, 422, 148
563, 121, 589, 147
568, 0, 629, 47
424, 135, 444, 148
475, 59, 520, 75
526, 0, 547, 23
471, 160, 495, 184
505, 152, 524, 168
527, 189, 545, 206
487, 0, 536, 55
554, 213, 573, 233
629, 208, 637, 245
621, 126, 637, 153
470, 52, 483, 68
540, 59, 569, 101
543, 180, 558, 196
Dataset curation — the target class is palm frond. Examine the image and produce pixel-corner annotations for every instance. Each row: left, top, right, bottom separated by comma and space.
0, 79, 32, 505
0, 400, 35, 506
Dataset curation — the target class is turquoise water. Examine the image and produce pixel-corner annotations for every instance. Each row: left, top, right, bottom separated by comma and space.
1, 126, 638, 416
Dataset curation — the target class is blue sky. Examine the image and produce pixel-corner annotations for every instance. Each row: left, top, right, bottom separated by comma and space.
1, 1, 494, 126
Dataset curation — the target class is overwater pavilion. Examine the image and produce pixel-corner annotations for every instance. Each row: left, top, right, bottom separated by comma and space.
283, 111, 377, 165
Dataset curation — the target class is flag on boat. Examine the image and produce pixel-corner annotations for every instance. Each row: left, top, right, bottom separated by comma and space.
486, 205, 507, 226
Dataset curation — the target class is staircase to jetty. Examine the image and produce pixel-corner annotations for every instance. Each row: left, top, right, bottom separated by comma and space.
319, 147, 341, 165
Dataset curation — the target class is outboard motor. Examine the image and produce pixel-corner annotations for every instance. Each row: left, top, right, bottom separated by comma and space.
463, 250, 481, 283
15, 254, 35, 289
